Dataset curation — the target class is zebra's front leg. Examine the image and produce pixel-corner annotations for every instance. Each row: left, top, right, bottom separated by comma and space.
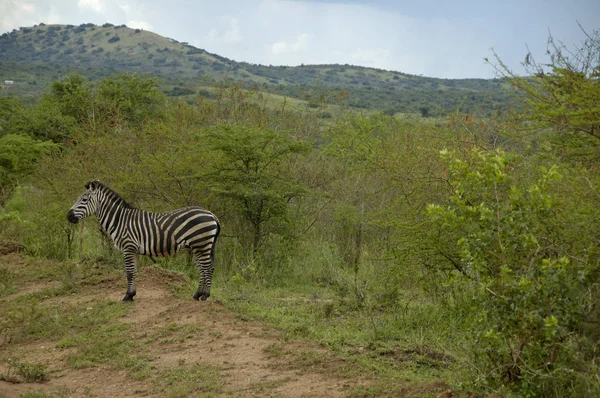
192, 249, 213, 301
122, 251, 137, 302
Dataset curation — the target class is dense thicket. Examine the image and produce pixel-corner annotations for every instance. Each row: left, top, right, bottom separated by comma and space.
1, 30, 599, 396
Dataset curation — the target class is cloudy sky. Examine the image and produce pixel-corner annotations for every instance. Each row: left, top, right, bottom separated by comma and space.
1, 0, 598, 78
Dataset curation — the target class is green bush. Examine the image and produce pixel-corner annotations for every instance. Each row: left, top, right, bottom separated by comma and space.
427, 149, 599, 396
0, 186, 75, 259
0, 134, 58, 202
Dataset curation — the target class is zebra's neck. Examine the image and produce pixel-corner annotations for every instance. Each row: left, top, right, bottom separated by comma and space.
95, 192, 136, 235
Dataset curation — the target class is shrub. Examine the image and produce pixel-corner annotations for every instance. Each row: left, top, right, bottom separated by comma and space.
427, 149, 600, 396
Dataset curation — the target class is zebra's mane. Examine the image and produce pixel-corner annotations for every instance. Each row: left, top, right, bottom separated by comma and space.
88, 181, 136, 209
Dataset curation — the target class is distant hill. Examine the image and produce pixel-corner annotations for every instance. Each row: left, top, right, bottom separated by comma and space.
0, 23, 516, 116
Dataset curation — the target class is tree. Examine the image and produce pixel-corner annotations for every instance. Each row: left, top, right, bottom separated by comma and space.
207, 124, 310, 256
97, 73, 166, 123
0, 134, 58, 202
43, 73, 93, 124
489, 27, 600, 144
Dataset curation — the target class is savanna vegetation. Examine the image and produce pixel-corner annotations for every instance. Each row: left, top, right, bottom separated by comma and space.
1, 28, 599, 397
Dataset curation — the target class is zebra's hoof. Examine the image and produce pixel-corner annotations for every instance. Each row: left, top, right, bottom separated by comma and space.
193, 292, 209, 301
122, 292, 136, 302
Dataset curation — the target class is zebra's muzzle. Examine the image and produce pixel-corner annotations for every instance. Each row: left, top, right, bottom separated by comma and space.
67, 210, 79, 224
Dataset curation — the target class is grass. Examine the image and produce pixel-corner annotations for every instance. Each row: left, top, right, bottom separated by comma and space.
152, 322, 201, 344
152, 363, 225, 398
0, 267, 16, 296
0, 252, 227, 396
3, 297, 131, 344
215, 277, 459, 385
15, 361, 49, 382
57, 323, 148, 370
0, 248, 456, 396
13, 387, 72, 398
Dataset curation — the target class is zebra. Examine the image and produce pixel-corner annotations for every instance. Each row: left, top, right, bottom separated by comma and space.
67, 181, 220, 302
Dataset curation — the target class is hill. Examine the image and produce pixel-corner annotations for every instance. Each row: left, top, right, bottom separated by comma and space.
0, 23, 516, 115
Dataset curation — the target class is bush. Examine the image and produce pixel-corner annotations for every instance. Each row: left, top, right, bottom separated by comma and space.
0, 186, 75, 259
427, 149, 600, 396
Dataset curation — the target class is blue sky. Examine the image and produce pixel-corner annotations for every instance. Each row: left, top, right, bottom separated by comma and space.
1, 0, 598, 78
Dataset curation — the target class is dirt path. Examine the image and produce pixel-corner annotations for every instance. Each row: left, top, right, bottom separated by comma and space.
0, 259, 372, 397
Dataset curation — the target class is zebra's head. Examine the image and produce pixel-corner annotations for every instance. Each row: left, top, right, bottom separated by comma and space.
67, 181, 101, 224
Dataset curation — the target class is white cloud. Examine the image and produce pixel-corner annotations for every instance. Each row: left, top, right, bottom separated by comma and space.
127, 20, 152, 30
271, 33, 309, 55
192, 15, 244, 51
78, 0, 103, 13
20, 2, 36, 13
1, 0, 38, 32
205, 16, 243, 44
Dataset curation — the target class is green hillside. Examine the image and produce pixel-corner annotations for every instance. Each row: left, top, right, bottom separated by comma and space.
0, 23, 516, 115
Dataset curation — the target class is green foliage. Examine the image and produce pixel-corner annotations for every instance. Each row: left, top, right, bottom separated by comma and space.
0, 186, 75, 259
97, 73, 166, 123
43, 73, 93, 123
0, 93, 78, 143
0, 97, 25, 137
0, 134, 57, 202
489, 28, 600, 163
427, 149, 599, 396
207, 123, 311, 255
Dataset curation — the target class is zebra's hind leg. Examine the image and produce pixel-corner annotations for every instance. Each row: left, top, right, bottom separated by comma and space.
192, 248, 214, 301
122, 251, 137, 302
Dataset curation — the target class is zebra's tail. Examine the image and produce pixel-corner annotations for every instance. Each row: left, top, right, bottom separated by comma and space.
210, 217, 221, 264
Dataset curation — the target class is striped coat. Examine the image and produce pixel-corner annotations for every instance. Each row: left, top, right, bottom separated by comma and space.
67, 181, 220, 301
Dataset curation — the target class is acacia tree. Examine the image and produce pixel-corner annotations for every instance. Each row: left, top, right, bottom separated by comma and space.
488, 27, 600, 144
97, 73, 166, 123
43, 73, 93, 124
207, 124, 311, 257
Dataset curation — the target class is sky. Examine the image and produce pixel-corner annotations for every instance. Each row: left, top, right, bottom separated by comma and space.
0, 0, 598, 79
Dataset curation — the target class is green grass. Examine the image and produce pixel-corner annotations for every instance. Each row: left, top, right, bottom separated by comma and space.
0, 267, 17, 296
3, 298, 131, 343
15, 361, 49, 383
14, 387, 72, 398
0, 246, 456, 396
216, 279, 459, 385
153, 363, 225, 398
153, 322, 201, 344
57, 323, 149, 371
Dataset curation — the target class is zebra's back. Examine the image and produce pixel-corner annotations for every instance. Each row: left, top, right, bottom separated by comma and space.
134, 207, 219, 257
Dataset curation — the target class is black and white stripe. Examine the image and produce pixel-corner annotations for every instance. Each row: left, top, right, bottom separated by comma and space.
67, 181, 220, 301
